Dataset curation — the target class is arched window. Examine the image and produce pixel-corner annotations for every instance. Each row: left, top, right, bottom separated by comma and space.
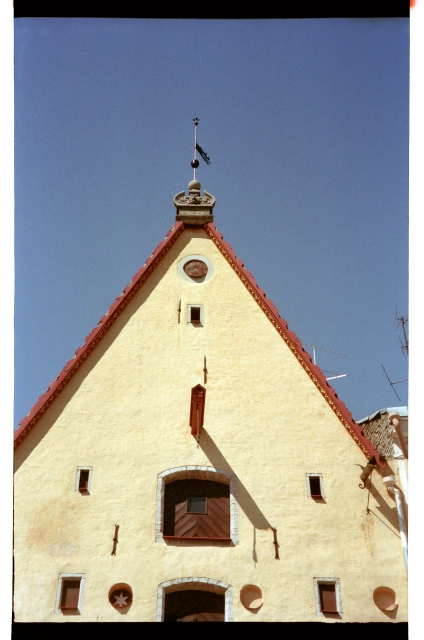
155, 467, 239, 545
156, 578, 233, 622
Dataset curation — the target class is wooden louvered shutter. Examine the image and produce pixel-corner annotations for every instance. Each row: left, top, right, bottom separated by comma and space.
60, 580, 80, 609
206, 496, 230, 538
319, 583, 337, 612
189, 385, 206, 435
165, 479, 230, 539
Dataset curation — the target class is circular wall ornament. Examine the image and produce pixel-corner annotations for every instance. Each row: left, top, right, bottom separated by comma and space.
373, 586, 398, 611
184, 259, 208, 278
109, 583, 133, 610
240, 584, 263, 611
177, 254, 215, 283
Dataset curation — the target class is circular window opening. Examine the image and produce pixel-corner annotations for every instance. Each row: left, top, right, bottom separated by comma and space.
240, 584, 263, 611
109, 583, 133, 611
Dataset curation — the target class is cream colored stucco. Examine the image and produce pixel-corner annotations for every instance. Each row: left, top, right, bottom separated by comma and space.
14, 228, 407, 622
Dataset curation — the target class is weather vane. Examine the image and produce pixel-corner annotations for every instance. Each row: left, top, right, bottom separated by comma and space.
191, 117, 211, 180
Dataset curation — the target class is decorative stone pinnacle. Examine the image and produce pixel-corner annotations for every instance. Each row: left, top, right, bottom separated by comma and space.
173, 180, 215, 225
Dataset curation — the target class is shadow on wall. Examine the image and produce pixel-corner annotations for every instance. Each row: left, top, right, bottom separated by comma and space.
198, 427, 272, 532
372, 463, 405, 535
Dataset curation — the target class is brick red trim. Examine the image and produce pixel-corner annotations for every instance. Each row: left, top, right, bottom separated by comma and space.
14, 222, 185, 449
204, 222, 385, 467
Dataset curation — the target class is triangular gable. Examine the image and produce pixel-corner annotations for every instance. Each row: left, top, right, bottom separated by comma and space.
14, 220, 384, 467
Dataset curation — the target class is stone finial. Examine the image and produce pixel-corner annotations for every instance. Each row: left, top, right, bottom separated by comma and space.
173, 180, 215, 225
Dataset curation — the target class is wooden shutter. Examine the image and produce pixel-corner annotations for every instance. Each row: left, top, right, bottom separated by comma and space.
60, 580, 80, 609
319, 583, 337, 613
177, 612, 225, 621
164, 479, 230, 539
189, 385, 206, 435
164, 589, 225, 622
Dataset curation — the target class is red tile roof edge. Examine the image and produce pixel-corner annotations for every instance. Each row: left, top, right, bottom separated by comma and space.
204, 222, 385, 468
14, 221, 185, 449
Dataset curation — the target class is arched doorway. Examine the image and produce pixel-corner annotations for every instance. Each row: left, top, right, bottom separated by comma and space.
164, 589, 225, 622
156, 578, 233, 622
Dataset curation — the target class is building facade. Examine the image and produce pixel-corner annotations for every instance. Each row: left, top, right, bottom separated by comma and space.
13, 179, 408, 622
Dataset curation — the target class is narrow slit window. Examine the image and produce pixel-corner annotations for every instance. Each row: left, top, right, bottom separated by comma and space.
60, 580, 81, 611
319, 583, 337, 613
187, 496, 207, 514
309, 476, 322, 498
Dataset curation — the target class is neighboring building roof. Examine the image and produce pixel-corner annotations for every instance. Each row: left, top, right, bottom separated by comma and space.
356, 406, 408, 461
357, 406, 408, 423
14, 218, 384, 466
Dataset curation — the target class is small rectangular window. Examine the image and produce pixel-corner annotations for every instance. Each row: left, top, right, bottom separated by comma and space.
60, 580, 81, 610
75, 467, 93, 495
306, 473, 325, 500
55, 573, 86, 615
187, 304, 204, 326
313, 578, 342, 617
309, 476, 322, 498
79, 470, 90, 492
187, 496, 207, 514
319, 583, 337, 613
190, 307, 201, 323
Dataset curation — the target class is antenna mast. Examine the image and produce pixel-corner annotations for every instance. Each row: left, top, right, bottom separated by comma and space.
395, 312, 409, 357
304, 344, 347, 381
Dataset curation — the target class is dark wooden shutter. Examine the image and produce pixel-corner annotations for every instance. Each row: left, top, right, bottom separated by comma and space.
79, 470, 89, 491
60, 580, 80, 609
165, 589, 225, 622
164, 479, 230, 539
309, 476, 322, 497
319, 583, 337, 612
189, 385, 206, 435
177, 612, 225, 621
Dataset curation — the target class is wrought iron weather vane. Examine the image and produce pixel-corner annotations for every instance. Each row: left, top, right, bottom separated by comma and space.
191, 118, 211, 180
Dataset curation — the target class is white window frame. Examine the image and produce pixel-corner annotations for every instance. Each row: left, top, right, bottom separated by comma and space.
156, 577, 233, 622
155, 466, 239, 545
54, 573, 86, 615
313, 577, 343, 617
187, 304, 204, 326
75, 467, 93, 494
305, 473, 325, 499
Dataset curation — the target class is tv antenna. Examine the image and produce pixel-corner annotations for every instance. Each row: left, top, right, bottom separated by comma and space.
304, 344, 347, 381
381, 364, 407, 402
395, 309, 408, 358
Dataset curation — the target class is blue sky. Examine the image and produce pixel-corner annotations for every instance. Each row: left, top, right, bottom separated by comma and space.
14, 18, 409, 428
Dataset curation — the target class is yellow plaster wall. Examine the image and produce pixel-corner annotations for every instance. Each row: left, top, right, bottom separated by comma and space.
14, 228, 407, 622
